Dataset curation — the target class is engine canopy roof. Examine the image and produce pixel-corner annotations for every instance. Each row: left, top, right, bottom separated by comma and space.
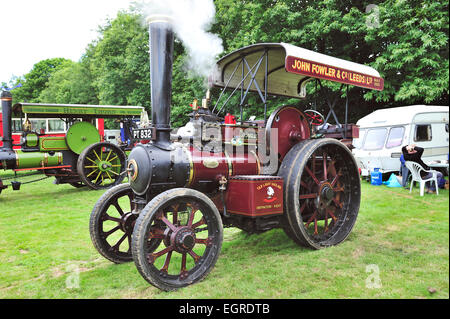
211, 43, 384, 99
12, 103, 144, 118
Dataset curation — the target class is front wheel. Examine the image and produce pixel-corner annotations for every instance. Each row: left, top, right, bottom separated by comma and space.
132, 188, 223, 291
89, 184, 138, 263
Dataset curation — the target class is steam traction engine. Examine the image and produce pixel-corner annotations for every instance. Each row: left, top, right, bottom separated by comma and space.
0, 97, 145, 193
89, 16, 384, 291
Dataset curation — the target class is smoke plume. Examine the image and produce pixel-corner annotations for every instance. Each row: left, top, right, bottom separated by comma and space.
137, 0, 224, 81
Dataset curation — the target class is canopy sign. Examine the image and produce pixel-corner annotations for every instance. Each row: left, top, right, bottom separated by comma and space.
286, 56, 384, 91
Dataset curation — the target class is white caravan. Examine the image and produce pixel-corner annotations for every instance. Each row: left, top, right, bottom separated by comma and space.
353, 105, 449, 179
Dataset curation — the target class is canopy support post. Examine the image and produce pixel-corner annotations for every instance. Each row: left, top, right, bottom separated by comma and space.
344, 85, 349, 139
264, 49, 268, 125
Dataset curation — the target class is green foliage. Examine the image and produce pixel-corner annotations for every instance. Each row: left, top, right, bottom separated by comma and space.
88, 11, 150, 109
213, 0, 449, 122
10, 58, 71, 103
364, 0, 449, 104
38, 61, 98, 105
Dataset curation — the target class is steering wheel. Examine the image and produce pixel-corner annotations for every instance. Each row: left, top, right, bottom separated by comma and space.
304, 109, 325, 126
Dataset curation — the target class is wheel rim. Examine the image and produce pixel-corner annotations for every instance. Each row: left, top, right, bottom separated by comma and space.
81, 144, 125, 189
136, 196, 222, 289
297, 142, 359, 246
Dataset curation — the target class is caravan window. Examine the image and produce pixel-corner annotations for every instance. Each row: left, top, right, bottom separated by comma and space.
353, 129, 366, 149
414, 124, 432, 142
386, 126, 405, 148
363, 128, 387, 150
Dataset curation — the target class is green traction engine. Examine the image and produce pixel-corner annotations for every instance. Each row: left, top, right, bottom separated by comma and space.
0, 91, 146, 194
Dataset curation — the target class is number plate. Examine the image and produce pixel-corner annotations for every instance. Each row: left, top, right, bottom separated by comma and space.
131, 128, 156, 140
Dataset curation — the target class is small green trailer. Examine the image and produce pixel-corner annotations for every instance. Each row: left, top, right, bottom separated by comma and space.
0, 92, 147, 194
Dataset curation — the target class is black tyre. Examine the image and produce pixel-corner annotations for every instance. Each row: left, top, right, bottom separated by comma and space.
278, 138, 360, 249
77, 142, 127, 190
132, 188, 223, 291
90, 184, 141, 263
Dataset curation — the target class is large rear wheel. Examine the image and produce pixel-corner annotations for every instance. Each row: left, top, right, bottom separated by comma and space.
278, 138, 360, 249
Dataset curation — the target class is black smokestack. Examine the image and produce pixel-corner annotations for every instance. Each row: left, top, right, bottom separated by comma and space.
148, 16, 174, 148
1, 91, 13, 151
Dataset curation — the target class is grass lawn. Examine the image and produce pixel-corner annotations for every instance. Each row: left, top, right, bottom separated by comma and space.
0, 171, 448, 299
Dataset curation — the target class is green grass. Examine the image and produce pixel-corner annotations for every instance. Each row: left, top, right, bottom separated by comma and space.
0, 171, 448, 299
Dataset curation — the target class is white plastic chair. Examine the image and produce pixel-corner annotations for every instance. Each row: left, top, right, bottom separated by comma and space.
404, 161, 439, 196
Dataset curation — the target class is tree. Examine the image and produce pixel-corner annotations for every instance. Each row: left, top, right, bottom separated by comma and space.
10, 58, 71, 103
88, 11, 151, 108
39, 60, 98, 105
212, 0, 449, 123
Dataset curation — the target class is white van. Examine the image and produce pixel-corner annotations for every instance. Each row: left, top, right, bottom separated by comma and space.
353, 105, 449, 179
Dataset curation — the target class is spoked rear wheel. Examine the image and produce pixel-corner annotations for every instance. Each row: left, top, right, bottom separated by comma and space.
279, 138, 360, 249
132, 188, 223, 291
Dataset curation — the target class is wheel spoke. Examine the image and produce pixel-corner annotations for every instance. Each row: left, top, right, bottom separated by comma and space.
93, 149, 101, 161
187, 203, 198, 227
93, 171, 102, 184
323, 152, 328, 180
330, 169, 341, 187
180, 253, 188, 277
104, 214, 121, 223
103, 225, 120, 238
299, 193, 318, 200
147, 246, 174, 264
160, 251, 173, 273
332, 198, 343, 209
171, 204, 179, 225
188, 250, 201, 263
104, 150, 113, 162
86, 169, 98, 178
192, 218, 206, 229
108, 169, 120, 176
328, 209, 338, 222
111, 233, 128, 251
86, 156, 97, 165
305, 166, 320, 185
305, 210, 318, 228
195, 237, 212, 246
113, 200, 125, 216
149, 227, 165, 239
158, 211, 177, 232
300, 180, 310, 190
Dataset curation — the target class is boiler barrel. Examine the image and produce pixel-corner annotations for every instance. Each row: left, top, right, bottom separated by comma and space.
187, 147, 260, 187
0, 150, 63, 170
